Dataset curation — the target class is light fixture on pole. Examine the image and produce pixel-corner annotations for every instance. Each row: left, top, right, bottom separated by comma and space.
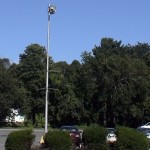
45, 4, 56, 134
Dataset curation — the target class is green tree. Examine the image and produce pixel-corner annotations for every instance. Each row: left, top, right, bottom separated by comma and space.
48, 61, 83, 126
81, 38, 150, 127
17, 44, 48, 124
8, 63, 27, 115
0, 58, 23, 122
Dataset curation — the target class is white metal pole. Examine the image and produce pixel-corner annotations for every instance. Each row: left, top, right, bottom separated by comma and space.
45, 5, 50, 134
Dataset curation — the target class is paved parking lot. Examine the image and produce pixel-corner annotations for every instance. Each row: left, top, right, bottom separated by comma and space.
0, 128, 44, 150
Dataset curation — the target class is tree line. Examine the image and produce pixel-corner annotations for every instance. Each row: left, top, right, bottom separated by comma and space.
0, 38, 150, 128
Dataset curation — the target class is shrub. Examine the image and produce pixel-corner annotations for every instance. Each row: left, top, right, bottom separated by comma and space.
116, 126, 149, 150
5, 129, 35, 150
44, 130, 72, 150
82, 125, 109, 150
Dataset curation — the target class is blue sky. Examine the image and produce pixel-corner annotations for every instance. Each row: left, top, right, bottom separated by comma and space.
0, 0, 150, 64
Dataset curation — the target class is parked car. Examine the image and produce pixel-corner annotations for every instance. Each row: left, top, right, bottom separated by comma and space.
106, 128, 117, 146
143, 130, 150, 143
138, 122, 150, 129
60, 126, 82, 148
137, 128, 150, 144
106, 133, 117, 144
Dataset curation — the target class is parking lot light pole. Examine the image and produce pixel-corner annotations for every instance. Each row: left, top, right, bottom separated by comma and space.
45, 4, 56, 134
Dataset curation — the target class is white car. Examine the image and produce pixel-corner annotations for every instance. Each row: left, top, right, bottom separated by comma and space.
140, 122, 150, 129
106, 133, 117, 144
143, 130, 150, 143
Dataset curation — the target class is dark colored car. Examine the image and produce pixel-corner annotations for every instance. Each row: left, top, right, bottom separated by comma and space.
60, 126, 81, 147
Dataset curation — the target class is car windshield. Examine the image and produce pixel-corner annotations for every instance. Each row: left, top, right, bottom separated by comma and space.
60, 126, 78, 132
107, 128, 116, 134
145, 122, 150, 126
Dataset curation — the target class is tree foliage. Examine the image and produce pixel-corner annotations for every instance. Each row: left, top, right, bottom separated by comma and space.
1, 38, 150, 127
0, 58, 25, 121
80, 38, 150, 127
17, 44, 48, 123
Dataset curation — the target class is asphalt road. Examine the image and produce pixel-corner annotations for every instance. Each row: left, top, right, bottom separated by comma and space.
0, 128, 45, 150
